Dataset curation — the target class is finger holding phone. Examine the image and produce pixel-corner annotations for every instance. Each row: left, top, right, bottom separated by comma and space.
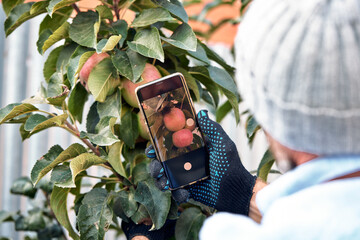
136, 73, 258, 216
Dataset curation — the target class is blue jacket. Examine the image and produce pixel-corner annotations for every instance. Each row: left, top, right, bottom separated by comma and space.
200, 156, 360, 239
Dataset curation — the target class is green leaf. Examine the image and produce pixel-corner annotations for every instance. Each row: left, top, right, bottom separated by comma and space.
111, 49, 146, 83
37, 21, 70, 55
190, 68, 219, 107
5, 113, 30, 124
207, 66, 238, 97
44, 46, 63, 83
24, 113, 68, 137
20, 123, 31, 141
118, 111, 139, 148
153, 0, 188, 23
30, 1, 49, 15
156, 65, 170, 76
88, 58, 120, 102
207, 66, 240, 123
108, 142, 127, 178
68, 82, 89, 123
96, 35, 122, 54
175, 207, 206, 240
176, 67, 200, 101
131, 8, 173, 27
31, 145, 64, 185
132, 162, 150, 184
47, 72, 63, 98
69, 11, 100, 48
187, 41, 210, 65
2, 0, 24, 16
257, 149, 275, 182
47, 0, 78, 16
167, 197, 179, 220
31, 143, 86, 185
122, 143, 147, 172
134, 179, 171, 230
220, 87, 240, 124
37, 179, 54, 194
4, 2, 47, 36
97, 89, 121, 119
47, 86, 70, 107
86, 102, 100, 133
51, 164, 72, 186
57, 42, 78, 74
15, 211, 46, 231
70, 153, 106, 186
39, 6, 73, 34
51, 186, 80, 240
78, 188, 113, 240
127, 27, 164, 62
67, 46, 92, 87
24, 114, 48, 131
0, 103, 38, 124
216, 100, 232, 123
80, 121, 120, 146
200, 42, 235, 74
0, 210, 15, 224
131, 204, 150, 224
111, 20, 128, 48
161, 23, 196, 51
10, 177, 37, 198
96, 5, 113, 20
114, 189, 138, 218
246, 115, 260, 139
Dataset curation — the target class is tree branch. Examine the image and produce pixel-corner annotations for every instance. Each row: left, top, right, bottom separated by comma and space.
114, 0, 120, 20
72, 3, 81, 14
64, 121, 124, 181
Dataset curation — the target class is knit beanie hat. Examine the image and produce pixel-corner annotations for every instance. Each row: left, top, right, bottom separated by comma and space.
235, 0, 360, 155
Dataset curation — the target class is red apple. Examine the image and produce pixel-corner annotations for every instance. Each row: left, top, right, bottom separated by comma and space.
163, 108, 186, 132
137, 112, 150, 140
172, 129, 193, 148
122, 63, 162, 108
185, 118, 196, 131
79, 52, 110, 90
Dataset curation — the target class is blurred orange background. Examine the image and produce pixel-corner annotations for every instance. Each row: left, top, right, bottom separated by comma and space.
3, 0, 240, 46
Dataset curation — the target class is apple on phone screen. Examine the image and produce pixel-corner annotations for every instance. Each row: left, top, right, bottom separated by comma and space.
136, 73, 209, 190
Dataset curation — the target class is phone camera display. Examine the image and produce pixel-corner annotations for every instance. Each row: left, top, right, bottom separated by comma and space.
141, 87, 205, 162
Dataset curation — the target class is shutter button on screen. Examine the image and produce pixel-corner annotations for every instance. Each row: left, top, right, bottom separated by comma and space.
184, 162, 192, 171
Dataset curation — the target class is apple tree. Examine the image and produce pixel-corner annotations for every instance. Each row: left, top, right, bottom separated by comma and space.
0, 0, 266, 239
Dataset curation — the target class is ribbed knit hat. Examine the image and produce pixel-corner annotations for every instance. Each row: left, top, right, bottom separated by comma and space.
235, 0, 360, 155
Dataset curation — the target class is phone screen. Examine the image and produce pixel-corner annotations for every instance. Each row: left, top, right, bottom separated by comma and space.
137, 74, 205, 163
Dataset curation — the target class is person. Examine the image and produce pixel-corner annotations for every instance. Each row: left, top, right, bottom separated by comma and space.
122, 0, 360, 239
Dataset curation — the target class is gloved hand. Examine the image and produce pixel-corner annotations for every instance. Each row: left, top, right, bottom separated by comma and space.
146, 110, 257, 215
121, 219, 176, 240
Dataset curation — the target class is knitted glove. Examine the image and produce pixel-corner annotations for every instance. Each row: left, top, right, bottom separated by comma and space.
147, 110, 257, 215
121, 219, 176, 240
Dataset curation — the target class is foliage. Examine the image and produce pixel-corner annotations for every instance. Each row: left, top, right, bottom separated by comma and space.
1, 0, 278, 238
0, 0, 252, 239
0, 177, 67, 240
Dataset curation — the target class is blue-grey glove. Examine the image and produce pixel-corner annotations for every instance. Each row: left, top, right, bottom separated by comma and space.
146, 110, 257, 215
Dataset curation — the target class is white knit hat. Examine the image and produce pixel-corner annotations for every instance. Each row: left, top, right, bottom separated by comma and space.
235, 0, 360, 155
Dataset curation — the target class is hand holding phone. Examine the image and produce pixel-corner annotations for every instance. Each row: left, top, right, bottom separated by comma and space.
136, 73, 209, 189
147, 110, 258, 216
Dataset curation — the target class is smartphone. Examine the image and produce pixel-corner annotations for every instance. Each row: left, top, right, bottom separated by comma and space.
135, 73, 209, 190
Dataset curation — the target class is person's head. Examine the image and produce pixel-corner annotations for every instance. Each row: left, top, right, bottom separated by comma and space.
235, 0, 360, 168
